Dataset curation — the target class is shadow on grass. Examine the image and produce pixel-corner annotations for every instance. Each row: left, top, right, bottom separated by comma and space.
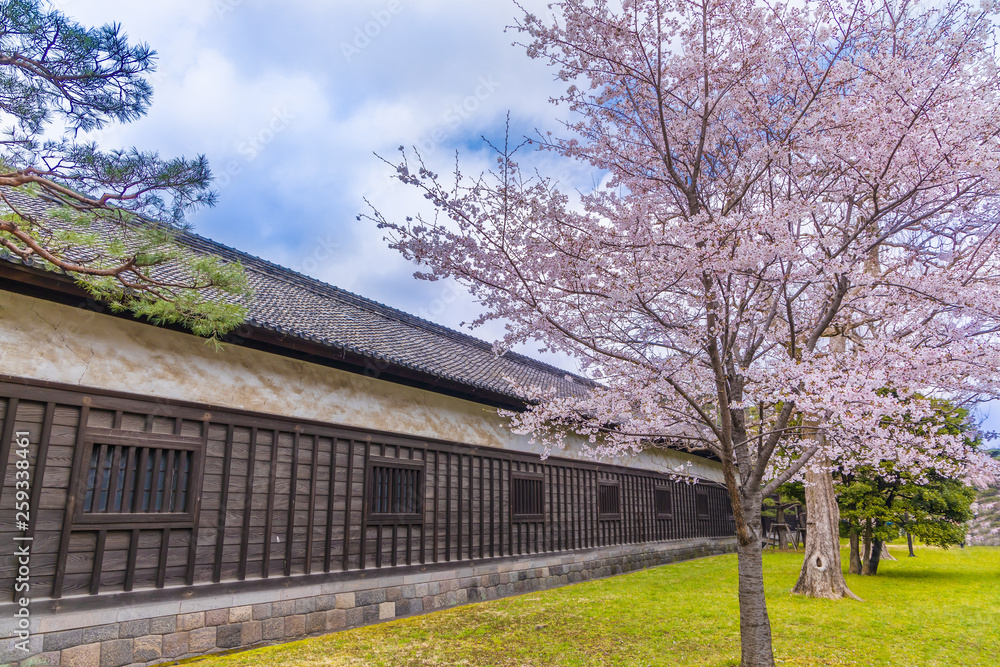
870, 569, 986, 582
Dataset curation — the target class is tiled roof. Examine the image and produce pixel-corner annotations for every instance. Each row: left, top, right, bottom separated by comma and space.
0, 189, 593, 403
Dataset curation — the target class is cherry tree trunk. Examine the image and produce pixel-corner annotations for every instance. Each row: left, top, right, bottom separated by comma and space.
848, 529, 863, 574
880, 542, 896, 561
736, 537, 776, 667
792, 466, 859, 599
907, 532, 915, 557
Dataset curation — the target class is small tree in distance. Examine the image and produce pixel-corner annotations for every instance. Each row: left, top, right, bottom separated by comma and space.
839, 471, 976, 573
838, 400, 982, 573
369, 0, 1000, 664
0, 1, 248, 338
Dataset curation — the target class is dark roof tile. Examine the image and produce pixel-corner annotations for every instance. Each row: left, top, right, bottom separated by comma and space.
0, 188, 592, 402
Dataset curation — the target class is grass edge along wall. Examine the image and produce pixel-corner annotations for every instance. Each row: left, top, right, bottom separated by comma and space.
0, 233, 731, 666
0, 377, 735, 666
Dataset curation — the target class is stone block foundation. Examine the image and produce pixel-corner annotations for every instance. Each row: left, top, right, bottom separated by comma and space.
0, 537, 735, 667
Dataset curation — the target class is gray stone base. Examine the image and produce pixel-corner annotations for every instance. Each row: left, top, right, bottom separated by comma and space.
0, 537, 735, 667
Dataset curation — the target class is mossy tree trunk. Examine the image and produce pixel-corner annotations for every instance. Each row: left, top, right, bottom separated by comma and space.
793, 461, 860, 600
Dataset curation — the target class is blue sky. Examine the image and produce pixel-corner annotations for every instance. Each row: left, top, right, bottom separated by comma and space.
55, 0, 583, 346
49, 0, 1000, 438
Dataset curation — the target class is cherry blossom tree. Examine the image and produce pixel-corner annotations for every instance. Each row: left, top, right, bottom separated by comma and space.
368, 0, 1000, 663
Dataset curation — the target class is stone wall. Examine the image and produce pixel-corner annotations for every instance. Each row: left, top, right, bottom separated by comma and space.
0, 537, 735, 667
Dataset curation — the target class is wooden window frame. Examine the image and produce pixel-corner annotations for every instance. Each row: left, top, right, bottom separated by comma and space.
75, 428, 202, 527
654, 486, 674, 519
365, 456, 425, 525
597, 480, 622, 519
510, 471, 545, 522
695, 491, 711, 521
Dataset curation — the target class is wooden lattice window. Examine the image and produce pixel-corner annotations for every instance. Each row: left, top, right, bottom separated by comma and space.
511, 472, 544, 521
696, 492, 710, 520
366, 458, 424, 524
598, 481, 621, 518
77, 429, 201, 525
655, 487, 673, 518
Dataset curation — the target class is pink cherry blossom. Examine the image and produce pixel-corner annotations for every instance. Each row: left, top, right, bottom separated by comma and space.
368, 1, 1000, 663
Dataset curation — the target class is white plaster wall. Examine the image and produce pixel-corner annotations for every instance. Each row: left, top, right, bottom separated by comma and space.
0, 290, 723, 482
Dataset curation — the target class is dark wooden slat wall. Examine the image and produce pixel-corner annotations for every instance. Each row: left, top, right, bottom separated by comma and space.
0, 382, 735, 603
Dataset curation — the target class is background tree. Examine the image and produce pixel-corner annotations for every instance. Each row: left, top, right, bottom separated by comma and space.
835, 399, 982, 574
838, 470, 975, 575
0, 0, 248, 338
902, 480, 975, 550
370, 0, 1000, 664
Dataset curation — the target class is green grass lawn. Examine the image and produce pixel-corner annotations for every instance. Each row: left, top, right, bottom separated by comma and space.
182, 546, 999, 667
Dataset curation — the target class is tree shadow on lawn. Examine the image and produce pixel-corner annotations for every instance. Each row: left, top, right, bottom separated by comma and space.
866, 567, 991, 582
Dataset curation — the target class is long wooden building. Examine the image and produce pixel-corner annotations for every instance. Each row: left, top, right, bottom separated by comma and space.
0, 192, 734, 667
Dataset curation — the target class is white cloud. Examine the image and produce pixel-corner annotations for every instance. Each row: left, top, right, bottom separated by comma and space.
46, 0, 583, 374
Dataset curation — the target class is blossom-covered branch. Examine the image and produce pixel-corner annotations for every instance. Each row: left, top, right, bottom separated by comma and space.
368, 1, 1000, 663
